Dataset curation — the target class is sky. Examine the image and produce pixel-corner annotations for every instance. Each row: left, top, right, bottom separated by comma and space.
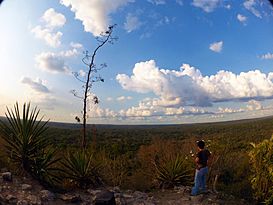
0, 0, 273, 124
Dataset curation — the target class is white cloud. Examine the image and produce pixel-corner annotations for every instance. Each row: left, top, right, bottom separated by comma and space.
246, 100, 263, 111
35, 45, 81, 74
192, 0, 220, 12
42, 8, 66, 28
147, 0, 166, 5
21, 77, 50, 93
116, 60, 273, 108
209, 41, 223, 53
124, 13, 142, 33
31, 26, 63, 47
31, 8, 66, 47
237, 14, 247, 23
243, 0, 262, 18
60, 0, 133, 36
117, 96, 133, 101
217, 107, 244, 114
260, 53, 273, 60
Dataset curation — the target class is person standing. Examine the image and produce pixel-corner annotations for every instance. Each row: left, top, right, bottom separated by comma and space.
191, 140, 211, 196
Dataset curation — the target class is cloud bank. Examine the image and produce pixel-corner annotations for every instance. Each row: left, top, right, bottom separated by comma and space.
116, 60, 273, 108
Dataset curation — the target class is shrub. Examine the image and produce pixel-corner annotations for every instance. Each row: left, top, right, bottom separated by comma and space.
154, 155, 192, 188
62, 150, 101, 189
98, 150, 132, 187
249, 136, 273, 205
137, 138, 194, 188
0, 102, 60, 185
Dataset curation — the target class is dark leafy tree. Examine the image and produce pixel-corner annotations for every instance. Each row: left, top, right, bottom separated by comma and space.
71, 25, 117, 149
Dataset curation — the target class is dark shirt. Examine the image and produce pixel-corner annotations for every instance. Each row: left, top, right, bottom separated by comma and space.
196, 149, 211, 169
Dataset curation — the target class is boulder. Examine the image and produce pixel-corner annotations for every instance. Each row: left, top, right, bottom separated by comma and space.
40, 190, 55, 201
60, 194, 82, 203
2, 172, 12, 182
95, 190, 116, 205
21, 184, 32, 190
26, 194, 42, 205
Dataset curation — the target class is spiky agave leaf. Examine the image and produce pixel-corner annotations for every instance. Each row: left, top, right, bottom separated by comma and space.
154, 155, 192, 188
62, 150, 101, 188
0, 102, 49, 171
0, 102, 60, 186
32, 148, 62, 185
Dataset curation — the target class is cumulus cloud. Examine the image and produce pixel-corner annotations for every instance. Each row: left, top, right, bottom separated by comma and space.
42, 8, 66, 28
36, 44, 82, 74
116, 60, 273, 108
31, 8, 66, 47
192, 0, 220, 12
237, 14, 247, 24
246, 100, 263, 111
31, 26, 63, 47
260, 53, 273, 60
209, 41, 223, 53
124, 13, 142, 33
60, 0, 133, 36
21, 77, 50, 93
243, 0, 262, 18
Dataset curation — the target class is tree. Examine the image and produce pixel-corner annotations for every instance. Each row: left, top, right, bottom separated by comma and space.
71, 25, 117, 149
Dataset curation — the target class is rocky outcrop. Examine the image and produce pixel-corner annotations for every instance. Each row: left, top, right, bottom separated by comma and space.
0, 170, 250, 205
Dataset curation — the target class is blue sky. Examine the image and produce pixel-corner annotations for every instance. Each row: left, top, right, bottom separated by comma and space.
0, 0, 273, 124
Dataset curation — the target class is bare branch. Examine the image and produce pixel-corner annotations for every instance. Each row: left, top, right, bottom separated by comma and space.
71, 24, 117, 149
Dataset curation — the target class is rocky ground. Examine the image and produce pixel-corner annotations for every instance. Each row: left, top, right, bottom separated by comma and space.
0, 171, 252, 205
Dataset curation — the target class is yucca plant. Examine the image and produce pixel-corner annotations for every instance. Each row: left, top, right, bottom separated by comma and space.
0, 102, 49, 171
154, 155, 192, 188
62, 150, 102, 189
0, 102, 60, 185
32, 148, 62, 186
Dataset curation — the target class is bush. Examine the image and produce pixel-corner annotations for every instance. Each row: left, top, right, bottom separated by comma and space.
249, 136, 273, 205
0, 102, 60, 185
62, 150, 101, 189
154, 155, 192, 188
137, 138, 194, 188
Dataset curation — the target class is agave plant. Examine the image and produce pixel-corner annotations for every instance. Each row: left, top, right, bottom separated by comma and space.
154, 155, 192, 188
32, 148, 62, 186
0, 103, 49, 171
62, 150, 102, 189
0, 102, 60, 185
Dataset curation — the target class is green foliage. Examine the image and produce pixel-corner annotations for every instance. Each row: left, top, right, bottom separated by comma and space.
154, 155, 192, 188
249, 136, 273, 205
32, 149, 62, 186
0, 102, 59, 185
62, 150, 101, 189
0, 102, 49, 171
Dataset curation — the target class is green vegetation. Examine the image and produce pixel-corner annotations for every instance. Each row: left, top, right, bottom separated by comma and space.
0, 103, 60, 186
153, 155, 192, 188
249, 136, 273, 205
0, 103, 272, 203
62, 150, 101, 189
